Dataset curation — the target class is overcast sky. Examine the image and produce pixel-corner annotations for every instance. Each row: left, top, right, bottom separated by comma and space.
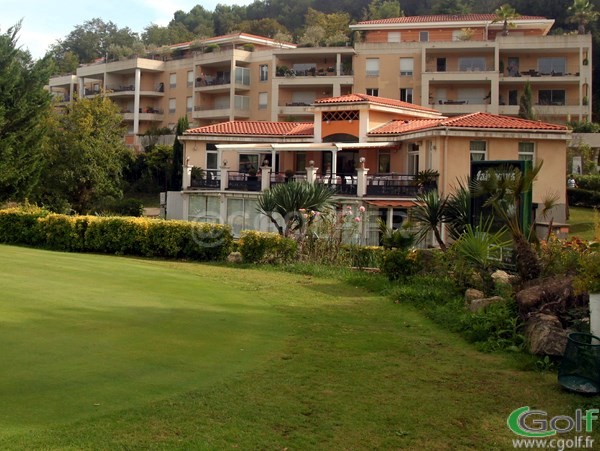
1, 0, 254, 59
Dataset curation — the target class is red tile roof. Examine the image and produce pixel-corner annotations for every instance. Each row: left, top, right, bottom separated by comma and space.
441, 112, 567, 130
314, 94, 439, 113
370, 112, 567, 135
186, 121, 314, 136
357, 14, 547, 25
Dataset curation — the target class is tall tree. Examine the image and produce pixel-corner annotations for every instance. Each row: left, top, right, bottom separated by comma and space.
142, 23, 193, 47
364, 0, 404, 20
492, 4, 521, 36
171, 5, 214, 36
518, 81, 535, 120
431, 0, 474, 15
170, 117, 188, 191
0, 23, 53, 203
567, 0, 599, 34
54, 18, 140, 64
36, 96, 133, 213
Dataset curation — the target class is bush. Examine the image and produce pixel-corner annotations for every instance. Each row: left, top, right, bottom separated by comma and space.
238, 231, 297, 264
343, 245, 385, 268
567, 188, 600, 208
96, 198, 144, 217
575, 175, 600, 191
0, 207, 233, 262
0, 206, 48, 245
380, 249, 420, 281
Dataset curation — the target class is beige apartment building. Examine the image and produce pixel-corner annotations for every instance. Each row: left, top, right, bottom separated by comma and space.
48, 13, 592, 152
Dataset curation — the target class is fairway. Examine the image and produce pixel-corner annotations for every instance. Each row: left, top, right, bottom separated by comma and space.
0, 245, 597, 449
0, 245, 288, 431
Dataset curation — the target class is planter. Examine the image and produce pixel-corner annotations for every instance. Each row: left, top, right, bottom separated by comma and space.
590, 292, 600, 337
558, 332, 600, 394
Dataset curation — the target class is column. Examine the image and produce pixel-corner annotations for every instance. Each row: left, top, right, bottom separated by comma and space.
356, 160, 369, 197
133, 68, 141, 135
261, 163, 271, 191
306, 162, 319, 184
220, 163, 229, 191
182, 158, 192, 189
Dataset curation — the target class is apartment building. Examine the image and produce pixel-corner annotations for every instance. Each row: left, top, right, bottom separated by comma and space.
47, 13, 591, 152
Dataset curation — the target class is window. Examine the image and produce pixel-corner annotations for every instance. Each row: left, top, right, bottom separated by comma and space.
169, 73, 176, 88
470, 141, 487, 161
539, 90, 565, 106
259, 64, 268, 81
187, 71, 193, 87
519, 142, 535, 161
186, 96, 193, 112
295, 153, 307, 172
168, 98, 176, 114
258, 92, 268, 109
206, 150, 218, 170
227, 198, 260, 237
378, 151, 390, 173
538, 57, 566, 75
458, 57, 486, 71
188, 195, 220, 223
388, 32, 401, 43
437, 58, 446, 72
239, 154, 259, 173
366, 58, 379, 77
399, 58, 413, 76
419, 31, 429, 42
408, 143, 419, 174
366, 88, 379, 96
400, 88, 413, 103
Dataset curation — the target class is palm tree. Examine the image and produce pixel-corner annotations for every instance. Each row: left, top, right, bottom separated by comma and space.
412, 190, 448, 251
256, 181, 335, 237
568, 0, 599, 35
473, 162, 543, 281
444, 178, 471, 241
492, 4, 520, 36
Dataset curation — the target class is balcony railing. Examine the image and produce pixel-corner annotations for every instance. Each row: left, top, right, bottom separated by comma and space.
190, 170, 220, 189
366, 173, 438, 196
315, 174, 358, 195
228, 172, 261, 191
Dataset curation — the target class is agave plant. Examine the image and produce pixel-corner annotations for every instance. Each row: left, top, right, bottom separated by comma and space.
412, 190, 448, 251
256, 181, 335, 237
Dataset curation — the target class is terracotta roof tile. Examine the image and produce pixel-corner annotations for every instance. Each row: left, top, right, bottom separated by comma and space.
370, 113, 567, 135
357, 14, 547, 25
440, 112, 567, 130
370, 119, 442, 134
186, 121, 314, 136
314, 94, 438, 113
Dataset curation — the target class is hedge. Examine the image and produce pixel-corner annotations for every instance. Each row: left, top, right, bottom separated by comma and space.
238, 230, 297, 263
574, 174, 600, 191
568, 188, 600, 208
0, 208, 233, 262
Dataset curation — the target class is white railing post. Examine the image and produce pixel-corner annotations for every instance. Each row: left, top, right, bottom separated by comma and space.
220, 162, 229, 191
261, 163, 271, 191
306, 160, 318, 184
356, 157, 369, 197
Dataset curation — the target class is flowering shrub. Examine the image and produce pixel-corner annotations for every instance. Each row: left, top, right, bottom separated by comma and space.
300, 205, 365, 265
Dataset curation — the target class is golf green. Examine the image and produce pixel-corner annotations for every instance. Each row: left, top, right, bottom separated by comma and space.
0, 245, 287, 433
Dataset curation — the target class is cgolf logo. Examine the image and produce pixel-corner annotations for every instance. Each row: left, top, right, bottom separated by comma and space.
507, 406, 599, 437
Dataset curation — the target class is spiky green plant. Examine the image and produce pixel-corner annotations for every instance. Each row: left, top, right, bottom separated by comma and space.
412, 190, 448, 251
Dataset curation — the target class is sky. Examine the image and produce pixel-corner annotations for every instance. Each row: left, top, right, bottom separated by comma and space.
1, 0, 254, 59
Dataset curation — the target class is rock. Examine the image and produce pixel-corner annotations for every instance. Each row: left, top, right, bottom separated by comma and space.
468, 296, 505, 312
465, 288, 485, 303
516, 275, 578, 315
492, 270, 517, 286
525, 313, 568, 356
227, 252, 243, 264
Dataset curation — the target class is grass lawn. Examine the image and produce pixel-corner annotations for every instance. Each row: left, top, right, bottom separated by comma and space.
568, 206, 598, 241
0, 245, 597, 449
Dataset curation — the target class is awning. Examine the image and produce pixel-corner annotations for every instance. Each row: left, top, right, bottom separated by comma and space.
366, 200, 417, 208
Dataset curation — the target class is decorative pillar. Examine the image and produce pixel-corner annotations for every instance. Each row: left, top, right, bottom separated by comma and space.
133, 68, 141, 136
356, 157, 369, 197
220, 160, 229, 191
261, 161, 271, 191
306, 161, 318, 184
182, 157, 192, 189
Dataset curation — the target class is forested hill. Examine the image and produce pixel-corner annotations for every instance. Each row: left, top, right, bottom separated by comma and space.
47, 0, 592, 74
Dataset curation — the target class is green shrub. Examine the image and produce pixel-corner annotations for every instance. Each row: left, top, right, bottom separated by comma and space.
183, 222, 234, 261
575, 175, 600, 191
37, 214, 85, 251
343, 245, 385, 268
85, 217, 148, 255
0, 206, 48, 245
96, 198, 144, 217
380, 249, 420, 281
238, 231, 297, 264
567, 188, 600, 208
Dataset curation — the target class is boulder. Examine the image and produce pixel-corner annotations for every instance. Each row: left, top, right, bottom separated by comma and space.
525, 313, 568, 356
465, 288, 485, 303
516, 276, 579, 315
468, 296, 505, 313
227, 251, 243, 264
492, 269, 518, 286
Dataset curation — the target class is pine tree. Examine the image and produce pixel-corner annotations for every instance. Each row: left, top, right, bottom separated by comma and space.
0, 23, 53, 203
518, 81, 535, 120
170, 117, 189, 191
